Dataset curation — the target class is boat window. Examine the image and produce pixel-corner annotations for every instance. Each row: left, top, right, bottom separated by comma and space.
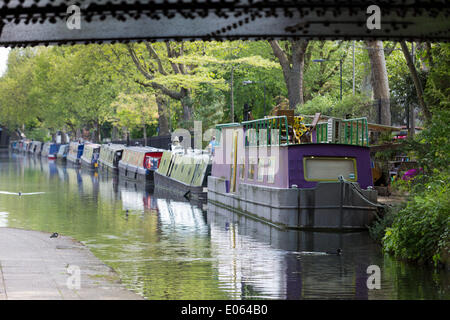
303, 157, 357, 182
257, 158, 265, 182
239, 157, 245, 180
248, 157, 256, 180
267, 157, 276, 183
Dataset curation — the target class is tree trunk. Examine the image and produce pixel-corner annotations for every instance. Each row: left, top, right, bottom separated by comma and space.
409, 104, 415, 138
361, 67, 373, 98
366, 40, 391, 125
112, 126, 118, 140
286, 64, 304, 109
269, 40, 308, 110
400, 41, 432, 122
156, 95, 170, 136
180, 91, 193, 127
92, 121, 101, 143
230, 65, 234, 121
97, 121, 101, 143
61, 129, 67, 144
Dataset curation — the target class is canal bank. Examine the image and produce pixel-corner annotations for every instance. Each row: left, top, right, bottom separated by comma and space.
0, 227, 142, 300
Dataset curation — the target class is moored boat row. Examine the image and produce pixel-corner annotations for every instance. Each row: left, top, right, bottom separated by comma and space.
8, 114, 384, 231
10, 139, 166, 187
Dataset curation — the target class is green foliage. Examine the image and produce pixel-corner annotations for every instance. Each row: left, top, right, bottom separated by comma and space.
192, 85, 225, 130
369, 206, 402, 243
390, 175, 413, 193
382, 173, 450, 266
424, 43, 450, 111
405, 108, 450, 172
26, 128, 50, 142
0, 45, 129, 139
297, 93, 373, 119
303, 41, 352, 101
0, 40, 447, 143
111, 93, 159, 131
374, 107, 450, 267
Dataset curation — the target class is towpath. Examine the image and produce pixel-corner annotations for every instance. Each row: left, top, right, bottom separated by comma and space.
0, 227, 143, 300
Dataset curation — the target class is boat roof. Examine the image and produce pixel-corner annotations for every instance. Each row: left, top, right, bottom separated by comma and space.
101, 144, 126, 151
125, 146, 165, 153
85, 143, 101, 148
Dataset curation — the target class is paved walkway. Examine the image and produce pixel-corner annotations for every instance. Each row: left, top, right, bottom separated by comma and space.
0, 228, 143, 300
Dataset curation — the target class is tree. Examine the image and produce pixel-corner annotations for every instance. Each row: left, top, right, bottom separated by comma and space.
269, 40, 309, 109
303, 41, 349, 101
0, 48, 41, 131
400, 41, 432, 122
111, 93, 159, 145
125, 42, 195, 127
366, 40, 391, 125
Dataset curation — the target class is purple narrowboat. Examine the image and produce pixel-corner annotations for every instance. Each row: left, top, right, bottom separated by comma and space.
207, 114, 379, 230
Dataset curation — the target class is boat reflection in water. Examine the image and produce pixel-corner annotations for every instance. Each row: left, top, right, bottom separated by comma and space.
157, 198, 206, 232
56, 165, 68, 182
207, 202, 381, 299
118, 179, 157, 212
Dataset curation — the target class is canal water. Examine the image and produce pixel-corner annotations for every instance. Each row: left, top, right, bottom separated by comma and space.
0, 151, 448, 299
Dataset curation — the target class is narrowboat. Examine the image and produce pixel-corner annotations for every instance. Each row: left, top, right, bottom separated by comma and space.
207, 113, 380, 230
30, 141, 43, 155
98, 143, 125, 172
56, 144, 69, 162
15, 140, 23, 153
9, 141, 18, 152
154, 150, 212, 201
27, 141, 36, 153
22, 140, 32, 153
66, 141, 84, 165
118, 146, 164, 185
41, 142, 61, 160
80, 143, 101, 170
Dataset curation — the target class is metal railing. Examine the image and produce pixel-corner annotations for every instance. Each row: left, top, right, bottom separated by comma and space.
216, 116, 369, 147
316, 117, 369, 147
216, 116, 290, 146
341, 117, 369, 146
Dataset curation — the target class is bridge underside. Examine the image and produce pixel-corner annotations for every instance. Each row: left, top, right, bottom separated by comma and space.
0, 1, 449, 47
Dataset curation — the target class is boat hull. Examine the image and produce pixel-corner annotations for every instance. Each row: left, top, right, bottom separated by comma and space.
118, 164, 153, 185
56, 156, 66, 163
207, 176, 378, 230
66, 154, 81, 165
99, 161, 118, 174
81, 157, 98, 170
154, 171, 207, 202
